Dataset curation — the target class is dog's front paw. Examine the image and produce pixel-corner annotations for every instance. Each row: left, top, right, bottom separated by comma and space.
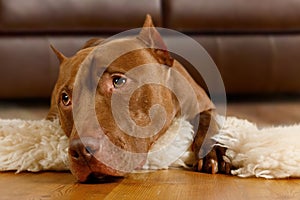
195, 146, 231, 174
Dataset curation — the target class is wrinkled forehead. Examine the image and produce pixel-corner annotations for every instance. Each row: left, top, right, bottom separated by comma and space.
85, 37, 156, 73
74, 37, 160, 91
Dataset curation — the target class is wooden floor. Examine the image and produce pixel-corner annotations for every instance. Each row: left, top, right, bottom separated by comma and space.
2, 170, 300, 200
1, 99, 300, 200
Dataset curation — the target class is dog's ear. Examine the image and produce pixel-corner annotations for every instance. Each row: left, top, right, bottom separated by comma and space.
138, 15, 174, 67
50, 45, 67, 64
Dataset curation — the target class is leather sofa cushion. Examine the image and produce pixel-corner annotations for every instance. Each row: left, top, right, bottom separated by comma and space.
196, 35, 300, 93
1, 35, 300, 98
0, 36, 89, 98
0, 0, 162, 33
165, 0, 300, 32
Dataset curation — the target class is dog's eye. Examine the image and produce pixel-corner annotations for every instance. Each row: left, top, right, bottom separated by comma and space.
61, 92, 71, 106
112, 76, 127, 88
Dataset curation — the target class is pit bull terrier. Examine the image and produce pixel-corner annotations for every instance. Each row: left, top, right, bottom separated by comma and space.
47, 15, 230, 182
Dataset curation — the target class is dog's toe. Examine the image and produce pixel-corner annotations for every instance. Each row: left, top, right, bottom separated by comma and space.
218, 158, 231, 174
216, 146, 232, 174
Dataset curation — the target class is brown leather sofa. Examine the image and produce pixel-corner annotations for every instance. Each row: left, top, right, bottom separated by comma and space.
1, 0, 300, 98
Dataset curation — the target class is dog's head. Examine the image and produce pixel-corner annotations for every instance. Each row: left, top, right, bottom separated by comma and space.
48, 15, 214, 182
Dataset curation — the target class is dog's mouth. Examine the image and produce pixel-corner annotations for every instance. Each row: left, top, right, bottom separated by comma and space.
69, 158, 127, 183
83, 172, 123, 184
70, 165, 125, 183
68, 136, 148, 183
68, 151, 146, 183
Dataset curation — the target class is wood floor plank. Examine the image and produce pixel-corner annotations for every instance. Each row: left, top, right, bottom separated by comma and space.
0, 172, 120, 200
2, 170, 300, 200
104, 170, 300, 200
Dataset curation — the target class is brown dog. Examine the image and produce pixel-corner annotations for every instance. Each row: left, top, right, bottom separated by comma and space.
47, 15, 230, 182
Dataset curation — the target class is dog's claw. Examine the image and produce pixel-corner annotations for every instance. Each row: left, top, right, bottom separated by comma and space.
209, 159, 218, 174
225, 162, 231, 174
196, 159, 203, 171
219, 159, 226, 173
221, 159, 232, 174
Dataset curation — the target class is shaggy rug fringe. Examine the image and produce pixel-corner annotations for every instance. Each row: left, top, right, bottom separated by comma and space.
0, 119, 68, 172
1, 117, 300, 179
213, 116, 300, 178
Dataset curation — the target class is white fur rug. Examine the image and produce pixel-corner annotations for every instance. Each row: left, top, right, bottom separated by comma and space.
213, 116, 300, 178
0, 117, 300, 179
0, 119, 68, 172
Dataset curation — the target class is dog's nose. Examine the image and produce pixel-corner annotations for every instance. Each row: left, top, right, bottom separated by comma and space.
69, 137, 100, 163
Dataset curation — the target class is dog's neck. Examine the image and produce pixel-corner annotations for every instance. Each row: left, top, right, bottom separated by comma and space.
141, 117, 195, 170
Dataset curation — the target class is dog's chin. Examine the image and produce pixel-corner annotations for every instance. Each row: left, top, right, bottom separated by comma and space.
70, 162, 126, 183
84, 172, 124, 184
72, 168, 125, 183
68, 149, 148, 182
